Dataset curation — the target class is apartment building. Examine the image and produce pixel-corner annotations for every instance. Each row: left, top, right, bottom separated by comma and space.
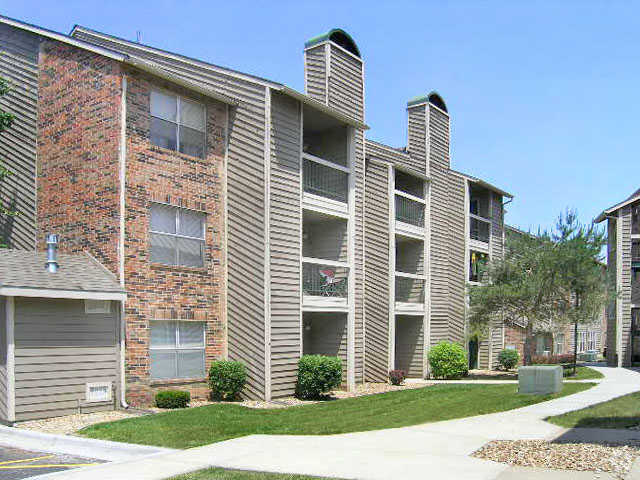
0, 16, 512, 421
596, 188, 640, 367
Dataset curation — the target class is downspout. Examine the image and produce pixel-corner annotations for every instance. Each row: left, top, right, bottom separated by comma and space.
119, 74, 129, 409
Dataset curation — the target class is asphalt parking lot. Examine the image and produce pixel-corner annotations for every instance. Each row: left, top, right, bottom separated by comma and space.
0, 446, 103, 479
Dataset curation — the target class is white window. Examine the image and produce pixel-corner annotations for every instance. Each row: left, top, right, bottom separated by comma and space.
578, 331, 588, 353
587, 331, 598, 351
555, 333, 564, 354
150, 90, 206, 158
150, 321, 206, 380
150, 203, 205, 267
85, 300, 111, 314
86, 382, 112, 402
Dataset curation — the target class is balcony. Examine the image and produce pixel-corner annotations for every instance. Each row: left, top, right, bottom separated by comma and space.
394, 273, 425, 315
395, 192, 425, 238
302, 258, 349, 311
633, 240, 640, 305
632, 203, 639, 235
302, 154, 349, 217
469, 214, 490, 249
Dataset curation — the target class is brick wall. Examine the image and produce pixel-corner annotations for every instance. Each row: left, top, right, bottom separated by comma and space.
504, 324, 526, 364
122, 69, 226, 405
36, 40, 227, 406
36, 41, 122, 268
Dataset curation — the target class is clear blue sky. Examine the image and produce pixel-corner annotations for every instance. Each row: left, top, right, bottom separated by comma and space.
3, 0, 638, 232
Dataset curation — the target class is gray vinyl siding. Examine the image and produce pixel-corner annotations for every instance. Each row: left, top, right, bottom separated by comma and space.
0, 297, 6, 421
13, 298, 118, 421
0, 23, 39, 250
269, 92, 301, 397
394, 315, 423, 378
620, 205, 633, 365
304, 44, 327, 103
405, 105, 428, 174
72, 30, 270, 399
447, 173, 466, 344
364, 159, 390, 381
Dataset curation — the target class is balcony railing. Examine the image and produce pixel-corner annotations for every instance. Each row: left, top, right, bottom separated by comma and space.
303, 154, 349, 204
470, 215, 490, 243
395, 274, 425, 303
632, 240, 640, 264
632, 204, 639, 235
303, 260, 349, 298
395, 194, 425, 228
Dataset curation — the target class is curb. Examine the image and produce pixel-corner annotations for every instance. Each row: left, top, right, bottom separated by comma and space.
0, 425, 174, 462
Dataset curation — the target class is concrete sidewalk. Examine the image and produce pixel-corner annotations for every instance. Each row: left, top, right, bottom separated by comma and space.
33, 367, 640, 480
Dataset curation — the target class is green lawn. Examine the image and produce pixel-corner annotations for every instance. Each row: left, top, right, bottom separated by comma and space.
563, 366, 604, 380
548, 391, 640, 429
170, 468, 334, 480
80, 383, 593, 449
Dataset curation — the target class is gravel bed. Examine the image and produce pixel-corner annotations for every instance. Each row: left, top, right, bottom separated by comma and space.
15, 410, 147, 435
15, 382, 432, 434
473, 440, 640, 479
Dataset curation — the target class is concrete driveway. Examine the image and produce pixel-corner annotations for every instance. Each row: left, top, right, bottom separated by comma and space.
34, 366, 640, 480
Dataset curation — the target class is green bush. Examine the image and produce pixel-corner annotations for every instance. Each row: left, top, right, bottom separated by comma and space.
498, 349, 520, 370
155, 390, 190, 409
208, 360, 247, 401
296, 355, 342, 399
427, 342, 468, 379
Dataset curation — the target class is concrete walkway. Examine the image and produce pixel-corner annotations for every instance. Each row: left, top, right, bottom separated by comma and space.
34, 367, 640, 480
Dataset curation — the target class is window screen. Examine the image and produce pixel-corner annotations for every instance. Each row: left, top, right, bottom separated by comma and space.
150, 91, 205, 158
150, 321, 206, 380
150, 203, 205, 267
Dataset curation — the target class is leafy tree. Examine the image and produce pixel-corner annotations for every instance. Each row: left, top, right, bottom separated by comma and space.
0, 76, 17, 246
468, 210, 611, 368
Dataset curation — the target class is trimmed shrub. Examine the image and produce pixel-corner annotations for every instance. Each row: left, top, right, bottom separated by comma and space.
531, 354, 574, 365
296, 355, 342, 399
427, 341, 468, 379
388, 370, 406, 386
498, 349, 520, 370
208, 360, 247, 401
155, 390, 190, 409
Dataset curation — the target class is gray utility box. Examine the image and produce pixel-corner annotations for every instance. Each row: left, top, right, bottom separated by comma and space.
518, 366, 563, 394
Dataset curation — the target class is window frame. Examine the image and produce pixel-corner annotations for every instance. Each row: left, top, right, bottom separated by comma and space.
149, 319, 207, 381
150, 89, 207, 159
149, 202, 206, 268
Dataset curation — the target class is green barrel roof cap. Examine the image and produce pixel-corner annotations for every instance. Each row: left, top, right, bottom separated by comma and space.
305, 28, 361, 58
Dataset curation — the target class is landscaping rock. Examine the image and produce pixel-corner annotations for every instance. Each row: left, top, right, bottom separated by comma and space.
473, 440, 639, 479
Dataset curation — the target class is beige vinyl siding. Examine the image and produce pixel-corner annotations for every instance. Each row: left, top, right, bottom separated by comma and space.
0, 23, 39, 250
428, 106, 450, 170
72, 30, 270, 398
0, 297, 6, 421
304, 44, 327, 103
328, 46, 364, 122
405, 105, 428, 174
447, 173, 466, 344
620, 205, 633, 365
363, 159, 390, 381
490, 193, 504, 261
606, 217, 618, 365
365, 140, 422, 176
13, 298, 118, 421
269, 92, 301, 397
394, 315, 423, 378
354, 130, 365, 382
302, 312, 348, 378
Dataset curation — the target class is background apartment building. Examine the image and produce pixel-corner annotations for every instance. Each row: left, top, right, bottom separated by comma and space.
0, 17, 513, 421
597, 188, 640, 367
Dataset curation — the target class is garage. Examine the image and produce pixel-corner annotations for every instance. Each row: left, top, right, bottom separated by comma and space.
0, 248, 126, 423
